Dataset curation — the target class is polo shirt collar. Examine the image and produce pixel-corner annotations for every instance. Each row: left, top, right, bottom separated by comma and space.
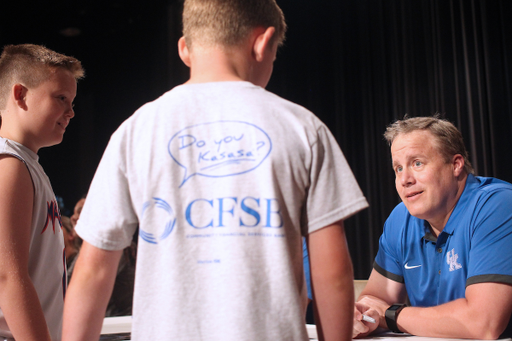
422, 174, 478, 240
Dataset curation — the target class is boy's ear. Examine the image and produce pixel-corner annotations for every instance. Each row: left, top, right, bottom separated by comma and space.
178, 36, 191, 67
13, 84, 28, 110
253, 27, 276, 62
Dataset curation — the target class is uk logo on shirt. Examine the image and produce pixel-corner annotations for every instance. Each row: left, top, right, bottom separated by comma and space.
446, 248, 462, 271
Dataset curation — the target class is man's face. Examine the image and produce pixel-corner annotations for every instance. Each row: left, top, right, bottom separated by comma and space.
23, 68, 76, 152
391, 130, 462, 229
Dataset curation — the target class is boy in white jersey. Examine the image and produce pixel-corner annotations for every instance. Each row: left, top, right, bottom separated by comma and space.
0, 44, 84, 341
63, 1, 368, 340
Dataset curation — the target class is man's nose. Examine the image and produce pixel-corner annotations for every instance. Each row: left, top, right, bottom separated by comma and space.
399, 167, 415, 187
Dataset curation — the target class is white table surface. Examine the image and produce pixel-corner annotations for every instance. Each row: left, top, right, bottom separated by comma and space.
101, 316, 511, 341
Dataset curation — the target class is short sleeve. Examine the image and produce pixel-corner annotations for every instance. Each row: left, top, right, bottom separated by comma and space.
467, 189, 512, 286
374, 204, 407, 283
305, 125, 368, 234
75, 126, 139, 251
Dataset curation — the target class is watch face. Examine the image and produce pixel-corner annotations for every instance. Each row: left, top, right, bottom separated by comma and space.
389, 304, 403, 311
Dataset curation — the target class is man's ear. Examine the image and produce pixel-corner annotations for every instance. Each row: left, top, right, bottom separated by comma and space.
178, 36, 191, 67
453, 154, 465, 177
253, 26, 276, 62
13, 84, 28, 110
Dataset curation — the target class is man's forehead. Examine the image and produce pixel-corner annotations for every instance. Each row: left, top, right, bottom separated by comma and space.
391, 131, 438, 160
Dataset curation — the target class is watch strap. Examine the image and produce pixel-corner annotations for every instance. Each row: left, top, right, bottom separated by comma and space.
385, 304, 406, 333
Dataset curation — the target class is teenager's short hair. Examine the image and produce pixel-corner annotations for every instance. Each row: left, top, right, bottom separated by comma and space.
0, 44, 84, 111
384, 115, 474, 175
182, 0, 287, 49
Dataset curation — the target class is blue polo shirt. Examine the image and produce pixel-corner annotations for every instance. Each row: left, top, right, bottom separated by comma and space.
375, 174, 512, 307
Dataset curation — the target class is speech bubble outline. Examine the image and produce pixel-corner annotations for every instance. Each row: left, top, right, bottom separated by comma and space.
168, 120, 272, 187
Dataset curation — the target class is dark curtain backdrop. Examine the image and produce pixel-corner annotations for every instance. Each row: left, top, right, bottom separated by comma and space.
1, 0, 511, 279
267, 0, 512, 279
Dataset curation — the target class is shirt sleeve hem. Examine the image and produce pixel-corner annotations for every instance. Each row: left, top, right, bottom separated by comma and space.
374, 261, 404, 283
308, 197, 369, 233
76, 225, 131, 251
466, 274, 512, 287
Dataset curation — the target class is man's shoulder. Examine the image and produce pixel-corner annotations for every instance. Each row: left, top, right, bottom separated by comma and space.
465, 175, 512, 206
473, 175, 512, 192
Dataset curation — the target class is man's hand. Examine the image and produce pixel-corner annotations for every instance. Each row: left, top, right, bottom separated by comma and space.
353, 302, 380, 338
352, 269, 407, 338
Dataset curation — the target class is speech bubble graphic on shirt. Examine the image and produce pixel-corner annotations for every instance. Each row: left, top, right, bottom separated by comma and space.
168, 121, 272, 187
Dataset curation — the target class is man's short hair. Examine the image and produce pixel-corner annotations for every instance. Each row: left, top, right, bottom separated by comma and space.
384, 116, 474, 175
0, 44, 84, 111
182, 0, 287, 49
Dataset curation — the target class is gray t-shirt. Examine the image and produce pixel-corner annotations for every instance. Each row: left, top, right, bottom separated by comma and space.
77, 81, 368, 340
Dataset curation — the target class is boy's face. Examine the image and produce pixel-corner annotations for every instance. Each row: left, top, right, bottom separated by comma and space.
23, 68, 77, 152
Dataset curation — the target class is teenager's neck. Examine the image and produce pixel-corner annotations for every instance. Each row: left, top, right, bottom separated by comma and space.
185, 46, 253, 84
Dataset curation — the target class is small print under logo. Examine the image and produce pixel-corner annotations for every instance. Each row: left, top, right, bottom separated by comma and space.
404, 262, 422, 270
446, 248, 462, 271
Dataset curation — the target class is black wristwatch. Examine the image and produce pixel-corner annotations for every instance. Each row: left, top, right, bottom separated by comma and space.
385, 304, 406, 333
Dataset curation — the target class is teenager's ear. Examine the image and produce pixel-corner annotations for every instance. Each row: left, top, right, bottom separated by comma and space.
178, 36, 191, 67
253, 26, 276, 62
13, 84, 28, 110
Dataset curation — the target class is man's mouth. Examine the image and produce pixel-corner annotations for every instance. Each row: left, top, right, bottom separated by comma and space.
406, 191, 423, 198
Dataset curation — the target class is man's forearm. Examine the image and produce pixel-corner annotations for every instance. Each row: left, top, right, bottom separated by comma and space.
398, 297, 505, 339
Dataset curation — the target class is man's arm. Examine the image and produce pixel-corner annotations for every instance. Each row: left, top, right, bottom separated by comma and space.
306, 221, 354, 341
354, 268, 512, 339
397, 281, 512, 339
62, 241, 123, 341
0, 156, 52, 341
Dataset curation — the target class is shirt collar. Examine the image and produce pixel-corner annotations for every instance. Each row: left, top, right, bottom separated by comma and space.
421, 174, 478, 240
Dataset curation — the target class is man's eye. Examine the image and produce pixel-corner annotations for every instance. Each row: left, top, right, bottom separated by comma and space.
414, 161, 422, 167
396, 166, 403, 173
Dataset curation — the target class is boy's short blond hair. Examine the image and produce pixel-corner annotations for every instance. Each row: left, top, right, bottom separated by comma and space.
0, 44, 84, 111
182, 0, 287, 49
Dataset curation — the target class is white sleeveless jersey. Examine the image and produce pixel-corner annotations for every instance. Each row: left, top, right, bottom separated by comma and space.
0, 137, 66, 341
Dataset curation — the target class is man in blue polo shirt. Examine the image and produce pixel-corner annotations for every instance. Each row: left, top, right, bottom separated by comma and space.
353, 116, 512, 339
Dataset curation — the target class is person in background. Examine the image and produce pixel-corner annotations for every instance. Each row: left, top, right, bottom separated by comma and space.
68, 195, 136, 316
70, 196, 86, 228
353, 116, 512, 339
61, 216, 81, 282
0, 43, 83, 341
62, 0, 368, 340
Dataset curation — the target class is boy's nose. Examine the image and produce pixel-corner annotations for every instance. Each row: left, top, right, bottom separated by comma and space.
65, 107, 75, 119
